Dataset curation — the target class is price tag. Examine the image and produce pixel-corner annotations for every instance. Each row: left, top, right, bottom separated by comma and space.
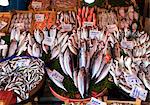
35, 14, 45, 22
107, 24, 118, 32
84, 22, 93, 27
32, 1, 42, 10
43, 37, 53, 46
89, 30, 100, 39
14, 23, 24, 30
0, 21, 7, 30
87, 97, 107, 105
124, 74, 143, 87
130, 85, 148, 101
62, 24, 72, 32
121, 40, 134, 49
49, 69, 64, 82
15, 59, 30, 68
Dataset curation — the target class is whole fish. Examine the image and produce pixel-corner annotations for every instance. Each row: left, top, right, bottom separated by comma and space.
95, 56, 106, 78
77, 68, 86, 98
61, 35, 69, 48
50, 27, 57, 43
17, 41, 28, 56
61, 42, 68, 53
32, 43, 41, 58
95, 60, 112, 84
27, 44, 32, 56
2, 45, 8, 58
10, 28, 16, 41
91, 50, 103, 78
50, 45, 60, 60
34, 29, 43, 44
63, 48, 73, 78
15, 28, 21, 42
73, 68, 78, 88
68, 42, 77, 55
8, 40, 17, 57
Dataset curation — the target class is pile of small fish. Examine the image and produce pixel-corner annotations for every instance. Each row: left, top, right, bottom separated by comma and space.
56, 11, 76, 32
0, 56, 45, 103
77, 6, 96, 27
9, 13, 33, 33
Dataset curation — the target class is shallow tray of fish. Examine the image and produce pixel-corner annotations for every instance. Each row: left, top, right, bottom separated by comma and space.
0, 56, 45, 103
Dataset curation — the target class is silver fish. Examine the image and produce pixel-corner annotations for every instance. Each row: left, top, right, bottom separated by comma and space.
50, 45, 60, 60
34, 29, 43, 44
91, 50, 103, 78
77, 68, 85, 98
64, 48, 73, 78
95, 60, 112, 84
8, 40, 17, 57
32, 43, 41, 58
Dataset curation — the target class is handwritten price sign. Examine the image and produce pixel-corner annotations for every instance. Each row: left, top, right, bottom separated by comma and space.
130, 85, 148, 101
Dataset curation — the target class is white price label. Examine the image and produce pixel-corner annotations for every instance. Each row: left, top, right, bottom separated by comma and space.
124, 74, 143, 87
87, 97, 107, 105
14, 23, 24, 30
130, 85, 148, 101
84, 22, 93, 27
62, 24, 72, 32
89, 30, 100, 39
43, 37, 53, 46
0, 21, 7, 30
32, 1, 42, 10
49, 69, 64, 82
15, 59, 30, 68
107, 24, 118, 32
35, 14, 45, 22
121, 40, 134, 49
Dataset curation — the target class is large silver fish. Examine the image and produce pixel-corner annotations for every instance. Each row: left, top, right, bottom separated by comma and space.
91, 50, 103, 78
95, 60, 112, 84
77, 68, 86, 98
63, 48, 73, 78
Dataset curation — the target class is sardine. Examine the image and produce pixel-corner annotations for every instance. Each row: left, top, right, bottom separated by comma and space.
50, 45, 60, 60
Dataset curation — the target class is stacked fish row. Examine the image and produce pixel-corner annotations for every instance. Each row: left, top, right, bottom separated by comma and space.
97, 6, 139, 30
9, 13, 33, 33
108, 28, 150, 95
77, 6, 96, 27
0, 56, 45, 102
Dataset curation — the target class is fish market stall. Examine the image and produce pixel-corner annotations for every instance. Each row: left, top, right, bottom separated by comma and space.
0, 0, 149, 104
